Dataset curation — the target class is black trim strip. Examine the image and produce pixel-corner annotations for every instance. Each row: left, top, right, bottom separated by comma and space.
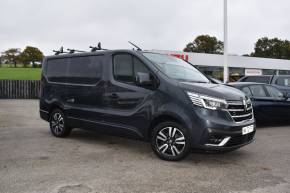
67, 116, 143, 138
40, 109, 49, 114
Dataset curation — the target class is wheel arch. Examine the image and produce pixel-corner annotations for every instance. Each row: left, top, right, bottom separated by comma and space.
48, 102, 65, 120
146, 113, 187, 141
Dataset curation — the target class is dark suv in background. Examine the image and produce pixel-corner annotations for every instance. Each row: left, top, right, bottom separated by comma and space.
238, 75, 290, 94
40, 49, 255, 161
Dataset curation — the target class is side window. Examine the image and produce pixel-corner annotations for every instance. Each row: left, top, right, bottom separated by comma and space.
265, 85, 284, 98
133, 57, 150, 74
46, 58, 68, 82
113, 54, 134, 83
276, 77, 290, 87
241, 87, 252, 97
113, 54, 151, 85
249, 85, 267, 97
67, 56, 102, 84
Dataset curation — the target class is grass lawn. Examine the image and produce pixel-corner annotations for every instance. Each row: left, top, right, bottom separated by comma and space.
0, 67, 41, 80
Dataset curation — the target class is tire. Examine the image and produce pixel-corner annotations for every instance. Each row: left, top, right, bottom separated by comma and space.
151, 122, 191, 161
49, 109, 71, 138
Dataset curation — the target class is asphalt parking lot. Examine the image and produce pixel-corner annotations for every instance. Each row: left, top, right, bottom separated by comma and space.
0, 100, 290, 193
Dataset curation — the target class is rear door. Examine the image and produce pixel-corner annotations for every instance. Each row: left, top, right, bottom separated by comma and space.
248, 84, 290, 120
247, 85, 274, 120
65, 55, 105, 126
44, 58, 68, 111
264, 85, 290, 119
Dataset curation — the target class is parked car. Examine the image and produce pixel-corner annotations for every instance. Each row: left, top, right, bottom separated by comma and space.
238, 75, 290, 94
40, 49, 255, 161
229, 82, 290, 122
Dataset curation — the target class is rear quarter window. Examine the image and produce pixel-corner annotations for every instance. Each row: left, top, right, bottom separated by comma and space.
46, 55, 103, 84
46, 58, 68, 82
275, 77, 290, 87
265, 85, 284, 98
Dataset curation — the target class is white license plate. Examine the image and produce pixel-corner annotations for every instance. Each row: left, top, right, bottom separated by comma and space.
242, 125, 254, 135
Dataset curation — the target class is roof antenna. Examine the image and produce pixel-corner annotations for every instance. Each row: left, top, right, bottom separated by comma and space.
128, 41, 142, 51
67, 48, 86, 54
53, 46, 68, 55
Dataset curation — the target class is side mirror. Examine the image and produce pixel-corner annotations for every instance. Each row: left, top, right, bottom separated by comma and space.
284, 92, 290, 99
136, 72, 153, 87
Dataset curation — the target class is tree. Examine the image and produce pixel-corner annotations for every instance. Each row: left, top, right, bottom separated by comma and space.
250, 37, 290, 60
20, 46, 44, 67
1, 48, 21, 67
183, 35, 224, 54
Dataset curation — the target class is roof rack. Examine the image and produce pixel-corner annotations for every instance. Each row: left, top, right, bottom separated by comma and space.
52, 42, 113, 55
67, 48, 86, 54
90, 42, 108, 52
53, 46, 68, 55
53, 41, 143, 55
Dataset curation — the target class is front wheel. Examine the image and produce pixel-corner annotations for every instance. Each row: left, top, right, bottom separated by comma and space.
49, 109, 71, 138
151, 122, 191, 161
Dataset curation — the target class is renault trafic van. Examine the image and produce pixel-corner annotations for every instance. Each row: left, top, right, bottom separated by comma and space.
40, 49, 255, 161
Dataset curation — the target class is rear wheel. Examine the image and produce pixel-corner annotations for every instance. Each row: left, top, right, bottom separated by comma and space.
151, 122, 191, 161
49, 109, 71, 138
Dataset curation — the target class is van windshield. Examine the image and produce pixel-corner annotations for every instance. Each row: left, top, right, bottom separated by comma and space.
143, 53, 210, 83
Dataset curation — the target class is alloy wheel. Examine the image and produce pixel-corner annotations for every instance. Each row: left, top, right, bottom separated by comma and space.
156, 126, 186, 157
50, 112, 64, 135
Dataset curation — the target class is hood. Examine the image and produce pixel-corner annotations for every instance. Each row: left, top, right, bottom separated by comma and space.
179, 82, 246, 101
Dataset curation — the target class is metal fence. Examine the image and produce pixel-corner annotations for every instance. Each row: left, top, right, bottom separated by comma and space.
0, 80, 41, 99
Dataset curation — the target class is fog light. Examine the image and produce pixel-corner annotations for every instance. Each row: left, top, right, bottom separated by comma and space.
208, 137, 223, 144
205, 136, 231, 147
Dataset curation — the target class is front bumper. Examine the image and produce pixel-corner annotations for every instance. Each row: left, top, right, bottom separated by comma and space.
40, 109, 49, 121
187, 106, 256, 151
195, 124, 256, 151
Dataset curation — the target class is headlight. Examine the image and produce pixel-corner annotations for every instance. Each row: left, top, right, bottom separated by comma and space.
187, 92, 228, 110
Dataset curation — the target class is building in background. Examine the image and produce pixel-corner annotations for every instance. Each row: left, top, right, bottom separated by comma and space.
152, 50, 290, 82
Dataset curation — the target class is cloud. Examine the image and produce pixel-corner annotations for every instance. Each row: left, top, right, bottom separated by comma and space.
0, 0, 289, 55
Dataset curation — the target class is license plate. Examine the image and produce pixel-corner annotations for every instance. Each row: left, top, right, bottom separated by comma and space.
242, 125, 254, 135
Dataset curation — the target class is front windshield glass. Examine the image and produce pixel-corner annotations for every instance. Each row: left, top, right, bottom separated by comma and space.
143, 53, 210, 83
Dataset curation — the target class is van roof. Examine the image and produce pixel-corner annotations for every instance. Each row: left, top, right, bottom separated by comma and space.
45, 49, 158, 59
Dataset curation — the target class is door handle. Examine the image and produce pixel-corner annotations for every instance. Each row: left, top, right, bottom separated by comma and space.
66, 98, 75, 103
109, 93, 119, 99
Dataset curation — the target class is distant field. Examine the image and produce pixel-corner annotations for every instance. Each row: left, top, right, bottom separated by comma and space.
0, 67, 41, 80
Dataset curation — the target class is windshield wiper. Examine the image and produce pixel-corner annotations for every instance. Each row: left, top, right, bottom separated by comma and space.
192, 81, 209, 83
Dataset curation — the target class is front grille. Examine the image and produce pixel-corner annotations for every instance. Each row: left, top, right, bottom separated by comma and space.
226, 132, 255, 147
227, 99, 253, 123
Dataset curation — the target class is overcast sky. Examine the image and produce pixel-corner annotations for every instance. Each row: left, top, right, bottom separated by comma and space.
0, 0, 289, 55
